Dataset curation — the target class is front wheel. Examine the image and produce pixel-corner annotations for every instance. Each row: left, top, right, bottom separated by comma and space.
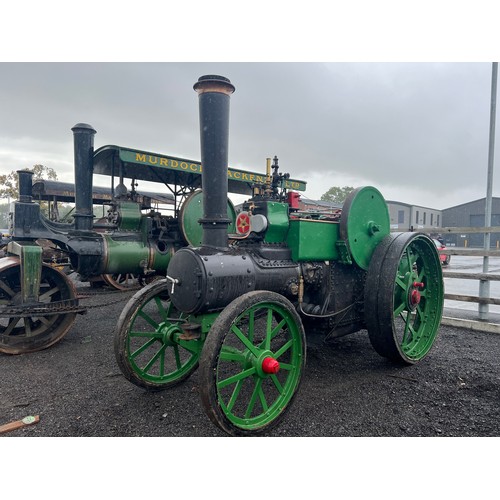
114, 279, 200, 390
199, 291, 306, 436
365, 233, 444, 364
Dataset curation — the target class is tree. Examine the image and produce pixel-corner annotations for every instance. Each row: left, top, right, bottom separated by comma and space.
320, 186, 354, 204
0, 164, 58, 200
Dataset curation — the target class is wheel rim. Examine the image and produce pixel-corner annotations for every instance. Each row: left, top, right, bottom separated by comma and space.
392, 235, 443, 360
213, 300, 304, 431
0, 259, 77, 354
118, 285, 200, 387
102, 273, 143, 290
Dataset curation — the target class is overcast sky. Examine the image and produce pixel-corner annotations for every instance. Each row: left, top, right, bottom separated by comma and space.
1, 61, 498, 210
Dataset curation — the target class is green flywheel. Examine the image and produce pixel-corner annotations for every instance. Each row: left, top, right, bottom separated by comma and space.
179, 190, 237, 246
339, 186, 390, 270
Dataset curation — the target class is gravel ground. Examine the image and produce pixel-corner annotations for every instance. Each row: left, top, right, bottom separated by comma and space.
3, 282, 499, 498
1, 283, 500, 439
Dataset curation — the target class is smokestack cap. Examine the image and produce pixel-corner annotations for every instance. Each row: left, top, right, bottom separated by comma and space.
71, 123, 96, 133
194, 75, 235, 95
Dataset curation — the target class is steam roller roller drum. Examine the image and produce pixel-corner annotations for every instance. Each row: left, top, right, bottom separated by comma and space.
0, 257, 78, 354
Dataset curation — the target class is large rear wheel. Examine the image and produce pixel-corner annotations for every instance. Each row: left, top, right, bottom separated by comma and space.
365, 232, 444, 364
199, 291, 306, 436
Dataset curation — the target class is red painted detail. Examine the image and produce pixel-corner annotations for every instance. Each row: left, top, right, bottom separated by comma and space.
413, 282, 425, 289
411, 289, 421, 305
287, 191, 301, 209
262, 357, 280, 374
236, 212, 251, 234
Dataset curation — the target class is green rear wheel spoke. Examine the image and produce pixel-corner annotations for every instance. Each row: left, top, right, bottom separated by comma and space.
395, 276, 407, 291
394, 301, 406, 317
402, 312, 412, 345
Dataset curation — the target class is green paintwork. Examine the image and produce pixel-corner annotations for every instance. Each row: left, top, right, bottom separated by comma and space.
102, 235, 171, 274
287, 219, 339, 261
394, 235, 444, 361
179, 190, 236, 246
116, 201, 142, 231
6, 240, 42, 302
263, 202, 289, 243
335, 240, 353, 265
340, 186, 390, 270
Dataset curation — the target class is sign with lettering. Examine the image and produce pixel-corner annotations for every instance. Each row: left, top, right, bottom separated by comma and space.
118, 149, 307, 192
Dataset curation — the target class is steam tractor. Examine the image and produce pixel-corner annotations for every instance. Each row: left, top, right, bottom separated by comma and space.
0, 119, 305, 354
114, 75, 444, 436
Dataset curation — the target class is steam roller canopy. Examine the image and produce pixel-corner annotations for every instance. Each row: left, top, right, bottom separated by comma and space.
179, 190, 237, 246
339, 186, 390, 270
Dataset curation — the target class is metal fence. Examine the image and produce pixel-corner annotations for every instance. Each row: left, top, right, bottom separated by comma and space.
412, 226, 500, 332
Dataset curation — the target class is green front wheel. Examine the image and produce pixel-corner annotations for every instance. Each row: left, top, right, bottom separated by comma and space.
114, 279, 200, 390
199, 291, 306, 436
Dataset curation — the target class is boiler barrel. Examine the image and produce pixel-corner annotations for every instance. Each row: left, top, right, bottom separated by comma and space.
167, 247, 299, 314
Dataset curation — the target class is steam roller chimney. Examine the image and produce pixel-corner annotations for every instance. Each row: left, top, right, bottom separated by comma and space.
193, 75, 235, 249
71, 123, 96, 231
17, 170, 34, 203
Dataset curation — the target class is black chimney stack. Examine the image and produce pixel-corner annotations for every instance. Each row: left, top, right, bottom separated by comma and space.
193, 75, 235, 249
71, 123, 96, 231
17, 170, 34, 203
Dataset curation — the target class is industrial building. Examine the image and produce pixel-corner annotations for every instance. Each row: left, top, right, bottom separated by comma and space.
386, 201, 442, 232
441, 197, 500, 248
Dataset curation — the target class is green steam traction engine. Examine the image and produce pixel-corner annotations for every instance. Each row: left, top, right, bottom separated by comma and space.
114, 75, 444, 436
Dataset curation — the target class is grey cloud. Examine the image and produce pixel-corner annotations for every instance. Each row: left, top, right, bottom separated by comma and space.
1, 62, 498, 209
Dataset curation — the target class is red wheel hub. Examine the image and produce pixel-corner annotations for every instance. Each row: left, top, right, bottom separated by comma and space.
262, 357, 280, 374
410, 289, 421, 305
410, 282, 424, 306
